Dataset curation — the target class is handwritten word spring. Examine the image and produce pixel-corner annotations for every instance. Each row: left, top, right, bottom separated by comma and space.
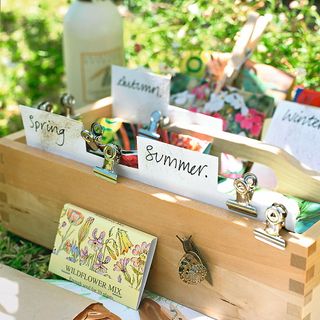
29, 115, 65, 146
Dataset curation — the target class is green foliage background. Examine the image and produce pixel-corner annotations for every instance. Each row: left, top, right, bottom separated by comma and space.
1, 0, 320, 138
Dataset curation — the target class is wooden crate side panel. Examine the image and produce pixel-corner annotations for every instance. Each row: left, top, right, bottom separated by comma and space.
149, 251, 305, 320
301, 283, 320, 320
5, 130, 26, 143
0, 139, 313, 295
0, 183, 307, 320
0, 201, 58, 248
0, 183, 60, 248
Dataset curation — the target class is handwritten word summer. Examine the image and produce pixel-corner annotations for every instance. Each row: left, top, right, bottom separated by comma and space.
282, 109, 320, 129
117, 76, 162, 98
145, 144, 208, 178
29, 115, 65, 146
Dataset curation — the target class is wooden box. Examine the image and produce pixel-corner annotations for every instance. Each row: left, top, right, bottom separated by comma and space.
1, 98, 320, 320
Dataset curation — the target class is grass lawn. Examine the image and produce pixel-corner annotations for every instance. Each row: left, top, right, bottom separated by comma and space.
0, 224, 54, 278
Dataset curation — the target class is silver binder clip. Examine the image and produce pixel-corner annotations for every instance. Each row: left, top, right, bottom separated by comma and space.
138, 110, 169, 140
90, 122, 104, 146
60, 93, 75, 118
226, 172, 258, 217
254, 203, 287, 250
81, 130, 100, 151
93, 144, 121, 183
37, 101, 53, 113
81, 122, 105, 155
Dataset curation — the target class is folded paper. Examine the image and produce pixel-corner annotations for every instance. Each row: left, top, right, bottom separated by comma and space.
112, 66, 170, 124
252, 100, 320, 188
19, 105, 103, 168
137, 136, 219, 205
0, 264, 96, 320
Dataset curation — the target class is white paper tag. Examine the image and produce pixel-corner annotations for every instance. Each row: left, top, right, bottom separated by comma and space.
252, 101, 320, 189
19, 105, 102, 167
265, 101, 320, 171
137, 136, 218, 204
112, 66, 170, 124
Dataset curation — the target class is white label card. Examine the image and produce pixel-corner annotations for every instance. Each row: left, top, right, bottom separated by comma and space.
19, 105, 103, 167
137, 136, 218, 204
112, 65, 170, 124
265, 101, 320, 171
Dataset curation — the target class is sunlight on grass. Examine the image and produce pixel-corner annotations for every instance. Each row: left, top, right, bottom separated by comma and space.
0, 225, 56, 278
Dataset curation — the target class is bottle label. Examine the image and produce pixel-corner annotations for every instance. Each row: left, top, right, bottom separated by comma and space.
81, 47, 123, 103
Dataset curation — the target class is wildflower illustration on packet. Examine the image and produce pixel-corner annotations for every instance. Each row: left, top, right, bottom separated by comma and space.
53, 206, 151, 290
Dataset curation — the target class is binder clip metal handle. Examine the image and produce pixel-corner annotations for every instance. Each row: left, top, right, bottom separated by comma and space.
81, 130, 100, 151
91, 122, 104, 137
138, 110, 169, 140
90, 122, 104, 147
60, 93, 75, 118
93, 144, 121, 183
254, 203, 287, 250
226, 172, 258, 217
37, 101, 53, 113
81, 122, 105, 155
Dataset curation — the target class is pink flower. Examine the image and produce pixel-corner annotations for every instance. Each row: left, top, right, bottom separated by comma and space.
234, 109, 265, 138
113, 258, 130, 273
66, 209, 84, 226
189, 106, 199, 113
235, 113, 244, 123
191, 83, 209, 101
131, 257, 145, 273
132, 242, 150, 256
130, 242, 150, 273
240, 118, 252, 129
250, 123, 262, 137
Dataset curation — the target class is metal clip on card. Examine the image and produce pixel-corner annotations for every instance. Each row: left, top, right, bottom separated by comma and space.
60, 93, 75, 118
226, 172, 258, 217
37, 101, 54, 113
254, 203, 287, 250
81, 123, 105, 156
93, 144, 121, 183
36, 93, 76, 118
138, 110, 169, 140
90, 122, 104, 148
81, 130, 100, 152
